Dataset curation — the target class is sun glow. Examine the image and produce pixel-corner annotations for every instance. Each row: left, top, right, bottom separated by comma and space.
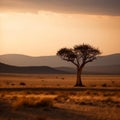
0, 11, 120, 56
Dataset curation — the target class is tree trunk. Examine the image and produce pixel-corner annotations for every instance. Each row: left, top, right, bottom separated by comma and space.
74, 67, 83, 87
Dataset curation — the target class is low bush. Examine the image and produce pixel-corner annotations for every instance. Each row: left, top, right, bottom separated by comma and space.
12, 97, 54, 109
54, 94, 70, 103
101, 83, 107, 87
20, 82, 26, 86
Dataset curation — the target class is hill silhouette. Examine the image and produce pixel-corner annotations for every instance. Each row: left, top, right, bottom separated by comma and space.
0, 53, 120, 74
0, 53, 120, 67
0, 62, 120, 75
0, 62, 68, 74
55, 65, 120, 75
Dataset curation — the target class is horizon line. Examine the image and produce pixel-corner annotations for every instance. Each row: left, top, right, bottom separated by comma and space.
0, 53, 120, 57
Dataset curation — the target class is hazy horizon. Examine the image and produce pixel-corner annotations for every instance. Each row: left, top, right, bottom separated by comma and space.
0, 52, 120, 57
1, 0, 120, 56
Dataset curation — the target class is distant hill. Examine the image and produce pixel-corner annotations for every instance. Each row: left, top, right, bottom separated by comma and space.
56, 65, 120, 75
83, 65, 120, 75
0, 53, 120, 74
0, 62, 120, 75
0, 62, 68, 74
0, 53, 120, 67
0, 54, 70, 67
87, 53, 120, 66
55, 67, 76, 73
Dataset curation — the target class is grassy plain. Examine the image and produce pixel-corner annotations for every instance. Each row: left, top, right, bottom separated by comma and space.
0, 74, 120, 120
0, 74, 120, 88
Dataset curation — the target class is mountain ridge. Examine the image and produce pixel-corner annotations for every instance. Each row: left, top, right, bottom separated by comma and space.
0, 62, 68, 74
0, 53, 120, 67
0, 62, 120, 75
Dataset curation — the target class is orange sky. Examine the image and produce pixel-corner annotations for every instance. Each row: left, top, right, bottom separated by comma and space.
0, 1, 120, 56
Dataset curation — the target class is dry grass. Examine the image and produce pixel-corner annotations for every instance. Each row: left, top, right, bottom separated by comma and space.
54, 93, 70, 103
54, 91, 120, 108
0, 74, 120, 120
0, 90, 120, 120
12, 96, 54, 109
0, 74, 120, 88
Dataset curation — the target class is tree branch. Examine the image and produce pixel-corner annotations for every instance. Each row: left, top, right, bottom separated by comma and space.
85, 57, 96, 63
62, 58, 78, 67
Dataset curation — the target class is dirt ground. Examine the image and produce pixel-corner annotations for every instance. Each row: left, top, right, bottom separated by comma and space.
0, 74, 120, 120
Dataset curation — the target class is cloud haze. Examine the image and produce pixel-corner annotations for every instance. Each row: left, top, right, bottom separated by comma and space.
0, 0, 120, 15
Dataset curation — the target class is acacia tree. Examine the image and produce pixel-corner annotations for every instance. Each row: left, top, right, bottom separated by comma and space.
57, 44, 101, 87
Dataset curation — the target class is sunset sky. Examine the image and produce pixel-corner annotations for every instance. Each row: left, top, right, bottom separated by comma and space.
0, 0, 120, 56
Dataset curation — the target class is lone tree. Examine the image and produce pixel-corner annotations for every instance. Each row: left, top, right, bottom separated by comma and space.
57, 44, 101, 87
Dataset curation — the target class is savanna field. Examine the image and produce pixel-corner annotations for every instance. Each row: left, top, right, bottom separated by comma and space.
1, 0, 120, 120
0, 74, 120, 120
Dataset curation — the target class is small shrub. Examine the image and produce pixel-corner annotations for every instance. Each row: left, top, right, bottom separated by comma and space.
20, 82, 26, 86
101, 83, 107, 87
11, 83, 15, 86
55, 94, 69, 103
79, 101, 94, 106
12, 97, 54, 109
39, 98, 53, 107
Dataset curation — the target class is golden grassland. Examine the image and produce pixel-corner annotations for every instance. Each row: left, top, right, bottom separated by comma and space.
0, 74, 120, 120
0, 73, 120, 88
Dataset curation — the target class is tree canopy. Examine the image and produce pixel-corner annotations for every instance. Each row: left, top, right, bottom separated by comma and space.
57, 44, 101, 68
